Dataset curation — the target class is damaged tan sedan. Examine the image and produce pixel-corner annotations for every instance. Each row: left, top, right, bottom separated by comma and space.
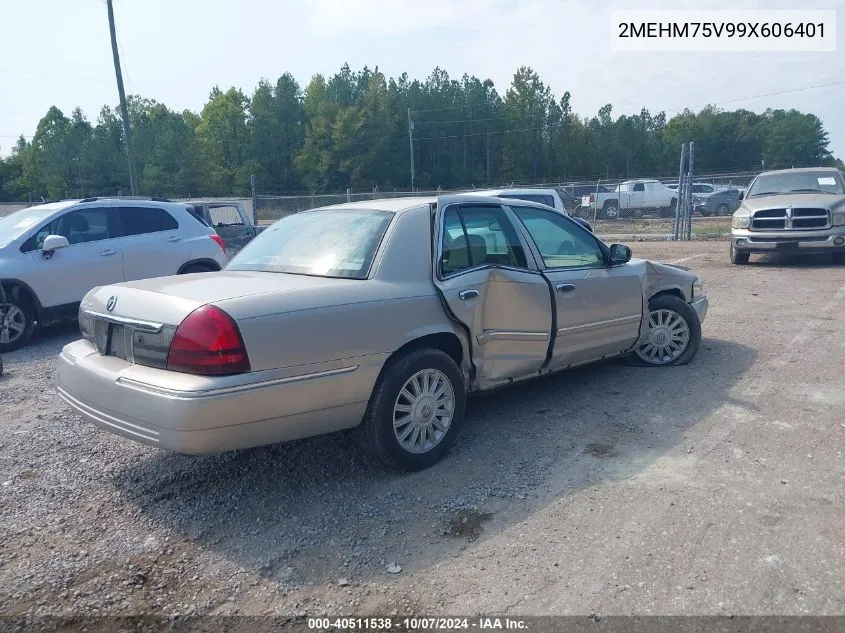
57, 195, 708, 471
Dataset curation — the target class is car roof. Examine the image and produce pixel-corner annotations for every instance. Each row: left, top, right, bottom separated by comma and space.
310, 194, 562, 215
758, 167, 841, 176
23, 200, 81, 213
467, 187, 559, 196
186, 200, 241, 205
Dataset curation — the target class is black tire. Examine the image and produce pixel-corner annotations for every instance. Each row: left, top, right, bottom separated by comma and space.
628, 294, 702, 367
716, 203, 730, 215
0, 292, 35, 353
363, 348, 466, 471
668, 198, 678, 217
180, 264, 216, 274
730, 243, 750, 265
602, 201, 619, 220
833, 252, 845, 265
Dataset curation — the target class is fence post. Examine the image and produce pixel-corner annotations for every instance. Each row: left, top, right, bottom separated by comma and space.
674, 144, 687, 240
346, 187, 352, 203
593, 179, 600, 224
250, 174, 257, 224
685, 142, 695, 240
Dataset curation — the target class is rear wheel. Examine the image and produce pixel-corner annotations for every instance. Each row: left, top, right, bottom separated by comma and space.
180, 263, 216, 274
0, 292, 35, 353
730, 243, 750, 265
602, 201, 619, 220
716, 203, 730, 215
632, 295, 701, 367
363, 348, 466, 471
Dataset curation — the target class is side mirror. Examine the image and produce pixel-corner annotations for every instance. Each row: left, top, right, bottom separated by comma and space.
738, 190, 744, 200
608, 243, 632, 264
41, 235, 69, 252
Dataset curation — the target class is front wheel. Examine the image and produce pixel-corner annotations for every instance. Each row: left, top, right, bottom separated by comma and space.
632, 295, 702, 366
730, 243, 750, 265
0, 292, 35, 353
363, 348, 466, 471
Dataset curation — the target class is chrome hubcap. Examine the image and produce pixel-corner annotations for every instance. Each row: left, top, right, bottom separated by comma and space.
636, 308, 690, 365
393, 369, 455, 454
0, 304, 25, 344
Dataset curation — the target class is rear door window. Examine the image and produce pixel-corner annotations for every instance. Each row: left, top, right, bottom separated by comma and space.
440, 204, 528, 276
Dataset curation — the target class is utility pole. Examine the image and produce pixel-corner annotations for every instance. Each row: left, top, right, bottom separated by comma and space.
407, 108, 415, 191
107, 0, 138, 196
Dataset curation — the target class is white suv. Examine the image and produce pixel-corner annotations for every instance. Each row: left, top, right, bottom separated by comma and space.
0, 197, 228, 351
464, 187, 594, 232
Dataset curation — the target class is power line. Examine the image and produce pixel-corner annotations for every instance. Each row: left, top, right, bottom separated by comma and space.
410, 104, 472, 115
660, 79, 845, 114
412, 79, 845, 130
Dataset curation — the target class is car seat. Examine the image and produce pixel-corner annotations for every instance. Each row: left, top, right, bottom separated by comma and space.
465, 233, 487, 266
64, 215, 90, 244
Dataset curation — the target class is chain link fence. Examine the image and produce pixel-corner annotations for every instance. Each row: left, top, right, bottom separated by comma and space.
1, 169, 762, 241
252, 171, 760, 241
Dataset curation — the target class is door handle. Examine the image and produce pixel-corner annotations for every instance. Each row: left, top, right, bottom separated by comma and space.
100, 249, 118, 256
458, 289, 479, 300
166, 236, 181, 242
555, 283, 576, 294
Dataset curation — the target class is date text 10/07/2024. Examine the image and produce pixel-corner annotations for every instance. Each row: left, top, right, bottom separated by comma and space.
308, 617, 528, 630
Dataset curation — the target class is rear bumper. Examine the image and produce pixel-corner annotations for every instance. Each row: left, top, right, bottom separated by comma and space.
731, 228, 845, 253
56, 339, 380, 454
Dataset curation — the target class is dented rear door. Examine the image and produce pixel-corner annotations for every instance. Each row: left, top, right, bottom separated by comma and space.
432, 198, 553, 387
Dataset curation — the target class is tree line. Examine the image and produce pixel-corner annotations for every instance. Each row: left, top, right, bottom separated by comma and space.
0, 64, 840, 202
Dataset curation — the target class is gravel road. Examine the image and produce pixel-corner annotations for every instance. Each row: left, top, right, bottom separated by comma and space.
2, 241, 844, 621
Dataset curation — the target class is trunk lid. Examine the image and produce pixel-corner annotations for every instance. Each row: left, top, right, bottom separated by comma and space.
82, 270, 361, 327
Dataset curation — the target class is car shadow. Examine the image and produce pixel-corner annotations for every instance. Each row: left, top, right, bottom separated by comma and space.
2, 323, 79, 365
111, 337, 755, 592
750, 252, 841, 267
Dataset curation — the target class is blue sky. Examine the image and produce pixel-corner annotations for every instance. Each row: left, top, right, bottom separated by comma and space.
1, 0, 843, 163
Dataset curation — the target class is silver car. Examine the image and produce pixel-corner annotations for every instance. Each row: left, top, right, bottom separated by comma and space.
57, 195, 708, 471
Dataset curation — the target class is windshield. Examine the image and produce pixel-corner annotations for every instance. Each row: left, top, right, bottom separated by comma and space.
747, 171, 845, 197
0, 206, 57, 249
226, 209, 393, 279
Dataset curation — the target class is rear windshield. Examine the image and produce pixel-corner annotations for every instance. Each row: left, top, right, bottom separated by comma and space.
184, 205, 210, 227
226, 209, 393, 279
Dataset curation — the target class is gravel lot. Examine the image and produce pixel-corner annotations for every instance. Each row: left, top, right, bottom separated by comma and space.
2, 241, 845, 620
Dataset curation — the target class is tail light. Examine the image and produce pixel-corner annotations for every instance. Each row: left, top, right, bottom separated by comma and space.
166, 305, 250, 375
589, 193, 595, 203
210, 234, 226, 253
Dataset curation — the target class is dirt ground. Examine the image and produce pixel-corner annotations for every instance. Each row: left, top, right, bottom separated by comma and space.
1, 241, 844, 621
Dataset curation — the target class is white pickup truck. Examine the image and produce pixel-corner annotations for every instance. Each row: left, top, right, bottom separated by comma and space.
585, 180, 678, 220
